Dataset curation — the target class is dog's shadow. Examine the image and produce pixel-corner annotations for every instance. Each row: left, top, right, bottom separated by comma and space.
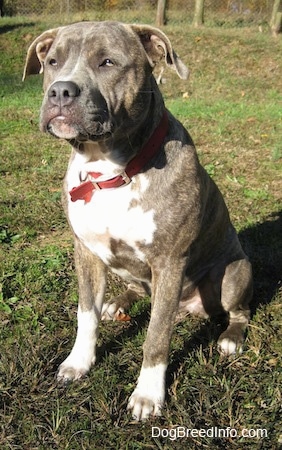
239, 210, 281, 313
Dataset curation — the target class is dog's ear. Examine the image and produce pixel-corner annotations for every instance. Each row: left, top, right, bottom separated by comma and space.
130, 24, 189, 80
22, 28, 61, 80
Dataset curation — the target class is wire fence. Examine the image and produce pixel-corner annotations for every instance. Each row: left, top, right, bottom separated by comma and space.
1, 0, 275, 27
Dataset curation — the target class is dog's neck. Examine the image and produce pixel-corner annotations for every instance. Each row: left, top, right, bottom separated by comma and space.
69, 109, 169, 203
71, 82, 165, 172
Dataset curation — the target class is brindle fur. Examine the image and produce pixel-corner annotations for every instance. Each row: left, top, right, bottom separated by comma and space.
23, 21, 252, 420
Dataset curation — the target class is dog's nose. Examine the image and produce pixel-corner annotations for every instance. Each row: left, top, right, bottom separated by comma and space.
47, 81, 80, 107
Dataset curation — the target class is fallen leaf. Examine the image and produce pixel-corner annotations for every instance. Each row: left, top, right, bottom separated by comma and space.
115, 311, 131, 321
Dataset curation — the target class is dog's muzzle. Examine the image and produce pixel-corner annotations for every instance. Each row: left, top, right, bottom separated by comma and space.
44, 80, 81, 139
43, 80, 113, 141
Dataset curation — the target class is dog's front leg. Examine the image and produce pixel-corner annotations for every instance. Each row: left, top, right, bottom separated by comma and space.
57, 238, 107, 382
128, 258, 186, 420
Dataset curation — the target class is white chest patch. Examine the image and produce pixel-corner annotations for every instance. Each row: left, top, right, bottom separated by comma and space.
66, 152, 156, 265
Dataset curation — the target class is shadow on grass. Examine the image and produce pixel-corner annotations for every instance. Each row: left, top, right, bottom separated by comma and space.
239, 209, 282, 313
97, 308, 151, 361
0, 22, 35, 34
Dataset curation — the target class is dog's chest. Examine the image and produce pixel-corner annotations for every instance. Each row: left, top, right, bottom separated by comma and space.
66, 165, 156, 266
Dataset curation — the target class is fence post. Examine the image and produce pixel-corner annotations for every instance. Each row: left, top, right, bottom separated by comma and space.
270, 0, 282, 35
193, 0, 205, 28
156, 0, 167, 26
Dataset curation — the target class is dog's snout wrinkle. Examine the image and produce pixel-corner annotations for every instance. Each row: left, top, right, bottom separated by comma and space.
48, 81, 81, 107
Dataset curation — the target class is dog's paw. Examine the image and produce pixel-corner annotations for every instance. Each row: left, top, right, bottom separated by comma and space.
127, 391, 163, 421
217, 332, 244, 356
57, 354, 95, 382
127, 364, 166, 421
218, 338, 243, 356
101, 301, 124, 321
57, 364, 87, 382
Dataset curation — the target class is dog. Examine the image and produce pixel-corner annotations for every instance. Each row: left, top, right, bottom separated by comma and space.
23, 21, 252, 421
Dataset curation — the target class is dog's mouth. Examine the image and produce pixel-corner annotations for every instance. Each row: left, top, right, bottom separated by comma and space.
46, 115, 114, 142
47, 116, 79, 140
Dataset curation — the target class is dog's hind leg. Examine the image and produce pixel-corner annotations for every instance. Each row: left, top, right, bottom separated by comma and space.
101, 281, 148, 320
217, 257, 252, 356
57, 238, 107, 381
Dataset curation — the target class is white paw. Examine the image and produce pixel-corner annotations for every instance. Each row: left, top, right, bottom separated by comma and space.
57, 353, 95, 382
101, 301, 123, 321
127, 391, 163, 421
127, 364, 166, 421
57, 307, 98, 382
218, 337, 243, 356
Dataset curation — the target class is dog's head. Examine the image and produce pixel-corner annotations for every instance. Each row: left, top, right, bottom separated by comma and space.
23, 21, 188, 144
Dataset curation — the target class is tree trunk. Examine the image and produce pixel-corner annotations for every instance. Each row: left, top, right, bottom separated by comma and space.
156, 0, 167, 27
193, 0, 205, 28
270, 0, 282, 35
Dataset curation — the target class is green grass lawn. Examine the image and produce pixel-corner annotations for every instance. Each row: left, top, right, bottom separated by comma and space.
0, 16, 281, 450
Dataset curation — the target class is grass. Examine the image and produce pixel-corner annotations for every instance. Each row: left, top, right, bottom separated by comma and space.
0, 15, 282, 450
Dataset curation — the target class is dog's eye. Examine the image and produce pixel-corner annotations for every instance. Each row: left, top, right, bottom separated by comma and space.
99, 59, 114, 67
49, 59, 58, 67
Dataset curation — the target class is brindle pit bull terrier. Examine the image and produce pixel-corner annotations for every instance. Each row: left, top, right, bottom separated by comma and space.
23, 21, 252, 421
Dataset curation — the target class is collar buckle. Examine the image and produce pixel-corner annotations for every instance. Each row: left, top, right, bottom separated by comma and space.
91, 181, 102, 190
121, 171, 131, 186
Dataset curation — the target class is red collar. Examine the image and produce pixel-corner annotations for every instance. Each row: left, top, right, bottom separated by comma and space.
69, 110, 169, 203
